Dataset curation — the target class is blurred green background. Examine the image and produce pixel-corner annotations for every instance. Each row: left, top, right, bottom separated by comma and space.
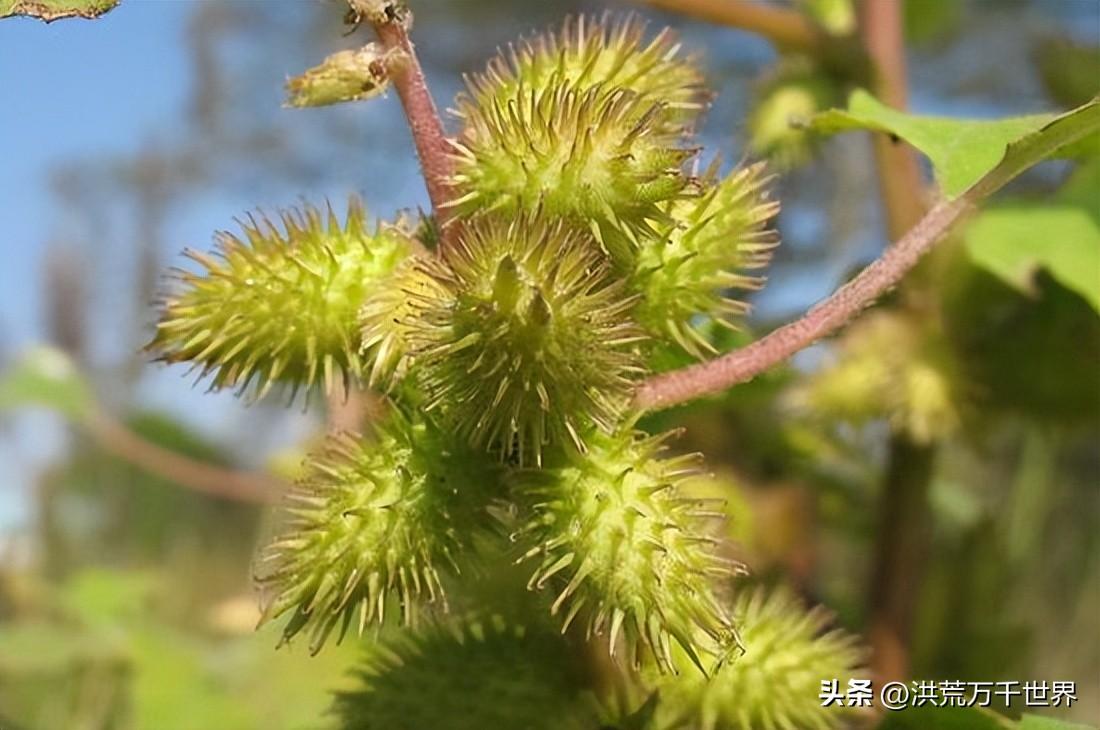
0, 0, 1097, 728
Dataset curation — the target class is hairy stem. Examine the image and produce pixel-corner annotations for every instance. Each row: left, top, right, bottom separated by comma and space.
369, 8, 454, 230
637, 0, 826, 53
632, 196, 971, 411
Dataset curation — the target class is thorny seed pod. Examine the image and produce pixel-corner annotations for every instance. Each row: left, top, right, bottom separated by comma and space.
406, 214, 647, 465
651, 587, 867, 730
789, 311, 960, 444
332, 616, 598, 730
511, 429, 739, 673
632, 161, 778, 357
256, 410, 499, 654
460, 14, 708, 136
447, 77, 699, 260
148, 198, 412, 401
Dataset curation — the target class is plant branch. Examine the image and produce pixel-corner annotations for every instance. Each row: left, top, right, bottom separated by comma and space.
633, 100, 1100, 413
366, 4, 455, 230
866, 433, 936, 686
859, 0, 925, 238
858, 0, 932, 690
637, 0, 826, 53
633, 195, 971, 411
85, 411, 285, 504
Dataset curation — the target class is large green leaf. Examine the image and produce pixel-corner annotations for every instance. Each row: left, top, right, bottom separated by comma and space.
1018, 715, 1096, 730
0, 0, 118, 21
966, 161, 1100, 313
0, 346, 93, 419
810, 90, 1098, 197
878, 705, 1010, 730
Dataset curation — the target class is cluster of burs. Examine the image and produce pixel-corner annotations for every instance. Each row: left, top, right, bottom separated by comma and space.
151, 15, 862, 729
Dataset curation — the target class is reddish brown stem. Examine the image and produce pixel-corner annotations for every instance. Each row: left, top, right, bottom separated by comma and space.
371, 11, 454, 229
860, 0, 925, 238
86, 411, 285, 504
859, 0, 934, 690
632, 196, 971, 411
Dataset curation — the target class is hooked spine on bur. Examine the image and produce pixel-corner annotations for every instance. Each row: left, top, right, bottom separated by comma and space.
148, 197, 412, 401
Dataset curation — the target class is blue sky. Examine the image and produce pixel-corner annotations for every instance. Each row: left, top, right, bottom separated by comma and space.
2, 2, 191, 349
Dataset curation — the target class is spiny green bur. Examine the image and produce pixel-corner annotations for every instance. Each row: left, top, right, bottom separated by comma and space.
332, 616, 599, 730
463, 14, 708, 134
257, 410, 498, 654
632, 161, 779, 356
651, 588, 867, 730
144, 10, 833, 724
149, 198, 411, 400
406, 215, 645, 464
449, 79, 698, 243
512, 430, 737, 672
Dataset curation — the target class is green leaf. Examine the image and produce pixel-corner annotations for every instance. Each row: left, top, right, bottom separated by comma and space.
0, 0, 118, 21
878, 705, 1010, 730
1018, 715, 1096, 730
810, 89, 1098, 197
0, 346, 93, 419
966, 161, 1100, 313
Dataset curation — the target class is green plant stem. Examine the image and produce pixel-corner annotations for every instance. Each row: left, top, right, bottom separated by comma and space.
637, 0, 827, 53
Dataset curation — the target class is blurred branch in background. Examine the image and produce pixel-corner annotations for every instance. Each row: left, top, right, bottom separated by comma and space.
857, 0, 931, 690
85, 411, 284, 504
637, 0, 827, 52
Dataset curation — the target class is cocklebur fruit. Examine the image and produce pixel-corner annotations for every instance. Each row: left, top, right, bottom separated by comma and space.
149, 198, 411, 400
790, 311, 960, 444
632, 161, 778, 357
447, 77, 699, 257
461, 14, 707, 136
650, 587, 866, 730
257, 409, 498, 654
332, 615, 599, 730
406, 214, 646, 465
511, 429, 738, 673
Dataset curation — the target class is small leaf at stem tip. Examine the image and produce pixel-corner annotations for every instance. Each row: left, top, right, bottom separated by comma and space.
0, 0, 118, 22
286, 44, 395, 108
